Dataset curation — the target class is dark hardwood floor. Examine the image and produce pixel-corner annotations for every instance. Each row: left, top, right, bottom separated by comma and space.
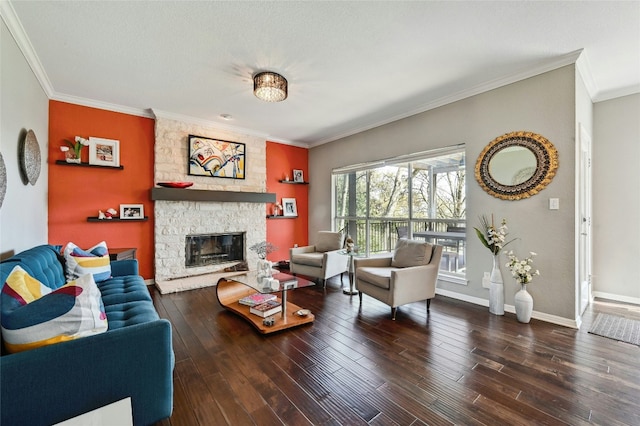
151, 276, 640, 425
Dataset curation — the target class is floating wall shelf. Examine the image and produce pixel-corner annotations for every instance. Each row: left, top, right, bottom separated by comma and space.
56, 160, 124, 170
266, 215, 298, 219
87, 217, 148, 222
278, 180, 309, 185
151, 187, 276, 203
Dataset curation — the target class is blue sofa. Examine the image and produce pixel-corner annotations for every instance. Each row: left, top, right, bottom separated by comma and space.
0, 244, 174, 425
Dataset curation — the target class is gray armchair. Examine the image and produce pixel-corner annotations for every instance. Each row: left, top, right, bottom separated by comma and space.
289, 231, 349, 287
354, 239, 442, 319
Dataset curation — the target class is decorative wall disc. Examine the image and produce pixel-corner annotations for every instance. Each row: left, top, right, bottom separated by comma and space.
19, 129, 41, 185
0, 152, 6, 209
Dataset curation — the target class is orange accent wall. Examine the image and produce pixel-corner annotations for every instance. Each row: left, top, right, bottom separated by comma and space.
266, 142, 308, 262
48, 101, 155, 279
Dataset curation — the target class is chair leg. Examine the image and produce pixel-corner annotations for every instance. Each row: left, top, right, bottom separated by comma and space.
426, 298, 431, 314
358, 292, 362, 303
391, 307, 397, 320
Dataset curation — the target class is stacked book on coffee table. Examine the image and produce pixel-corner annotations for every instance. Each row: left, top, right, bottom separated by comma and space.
249, 300, 282, 318
238, 292, 277, 307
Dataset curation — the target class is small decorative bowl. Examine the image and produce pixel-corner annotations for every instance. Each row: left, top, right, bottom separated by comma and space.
296, 309, 311, 317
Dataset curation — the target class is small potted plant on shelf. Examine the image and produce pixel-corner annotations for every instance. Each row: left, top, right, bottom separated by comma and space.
60, 136, 89, 163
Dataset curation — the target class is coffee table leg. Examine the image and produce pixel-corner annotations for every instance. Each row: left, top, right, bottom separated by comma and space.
281, 288, 287, 317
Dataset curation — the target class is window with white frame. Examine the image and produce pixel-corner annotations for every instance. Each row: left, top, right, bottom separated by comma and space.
333, 145, 466, 281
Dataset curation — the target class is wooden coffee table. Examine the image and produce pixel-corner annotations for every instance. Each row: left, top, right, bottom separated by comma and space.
216, 271, 315, 334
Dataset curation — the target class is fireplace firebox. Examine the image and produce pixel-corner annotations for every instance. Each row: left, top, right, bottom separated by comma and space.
185, 232, 244, 268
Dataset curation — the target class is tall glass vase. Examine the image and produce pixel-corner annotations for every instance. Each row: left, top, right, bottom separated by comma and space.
489, 254, 505, 315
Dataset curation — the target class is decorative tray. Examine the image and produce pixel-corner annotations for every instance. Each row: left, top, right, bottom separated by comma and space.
157, 182, 193, 189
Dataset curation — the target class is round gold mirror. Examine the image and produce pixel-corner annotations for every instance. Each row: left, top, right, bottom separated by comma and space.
475, 131, 558, 200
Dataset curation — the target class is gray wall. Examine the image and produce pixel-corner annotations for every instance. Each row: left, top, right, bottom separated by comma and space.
593, 93, 640, 302
0, 20, 49, 257
310, 66, 579, 322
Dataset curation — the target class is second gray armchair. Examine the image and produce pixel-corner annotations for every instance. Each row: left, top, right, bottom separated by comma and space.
289, 231, 349, 287
354, 239, 443, 320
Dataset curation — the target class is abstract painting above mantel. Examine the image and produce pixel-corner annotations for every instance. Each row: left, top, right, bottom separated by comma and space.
188, 134, 245, 179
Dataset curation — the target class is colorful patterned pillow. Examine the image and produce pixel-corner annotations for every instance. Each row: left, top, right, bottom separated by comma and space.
1, 266, 108, 353
63, 241, 111, 282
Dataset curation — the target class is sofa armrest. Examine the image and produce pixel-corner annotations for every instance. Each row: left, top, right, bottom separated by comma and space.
1, 319, 174, 426
110, 259, 139, 276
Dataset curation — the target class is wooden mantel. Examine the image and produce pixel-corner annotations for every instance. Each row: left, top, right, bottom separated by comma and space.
151, 188, 276, 203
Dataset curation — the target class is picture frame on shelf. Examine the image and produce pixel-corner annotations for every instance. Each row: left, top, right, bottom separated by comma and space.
293, 169, 304, 183
89, 137, 120, 167
282, 198, 297, 217
120, 204, 144, 219
188, 134, 245, 179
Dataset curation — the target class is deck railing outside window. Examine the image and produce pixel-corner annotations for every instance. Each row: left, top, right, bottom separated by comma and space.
333, 145, 466, 279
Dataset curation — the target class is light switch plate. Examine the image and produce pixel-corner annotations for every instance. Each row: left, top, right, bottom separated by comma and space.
549, 198, 559, 210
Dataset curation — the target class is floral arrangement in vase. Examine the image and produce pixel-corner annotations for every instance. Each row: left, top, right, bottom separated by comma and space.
505, 251, 540, 284
474, 214, 514, 255
60, 136, 89, 163
249, 241, 278, 259
474, 214, 515, 316
506, 250, 539, 323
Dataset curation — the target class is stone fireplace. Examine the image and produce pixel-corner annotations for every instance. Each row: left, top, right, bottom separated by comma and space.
152, 114, 270, 293
185, 232, 245, 268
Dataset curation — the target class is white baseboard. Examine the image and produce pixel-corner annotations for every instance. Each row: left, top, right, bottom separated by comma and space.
592, 291, 640, 306
435, 288, 579, 328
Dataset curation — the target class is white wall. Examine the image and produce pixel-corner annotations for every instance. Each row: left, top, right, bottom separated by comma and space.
592, 93, 640, 304
0, 20, 49, 257
309, 66, 578, 323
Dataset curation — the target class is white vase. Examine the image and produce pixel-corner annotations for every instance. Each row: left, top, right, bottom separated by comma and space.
514, 283, 533, 323
489, 254, 504, 315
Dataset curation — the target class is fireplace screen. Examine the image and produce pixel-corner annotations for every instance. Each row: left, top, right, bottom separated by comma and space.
185, 233, 244, 268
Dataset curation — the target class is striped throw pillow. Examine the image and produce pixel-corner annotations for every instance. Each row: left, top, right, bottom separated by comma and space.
63, 241, 111, 282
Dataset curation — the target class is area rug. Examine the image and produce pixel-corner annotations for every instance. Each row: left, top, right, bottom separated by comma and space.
588, 313, 640, 346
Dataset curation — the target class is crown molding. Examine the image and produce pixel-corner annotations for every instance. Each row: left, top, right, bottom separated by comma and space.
310, 50, 585, 147
151, 109, 305, 147
1, 0, 53, 98
576, 49, 598, 101
592, 84, 640, 103
2, 7, 600, 150
576, 50, 640, 102
51, 93, 155, 118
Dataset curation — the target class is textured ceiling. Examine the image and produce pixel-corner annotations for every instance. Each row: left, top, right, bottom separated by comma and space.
4, 1, 639, 146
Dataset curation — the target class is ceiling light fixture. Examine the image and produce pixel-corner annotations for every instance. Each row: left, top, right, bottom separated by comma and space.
253, 71, 288, 102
